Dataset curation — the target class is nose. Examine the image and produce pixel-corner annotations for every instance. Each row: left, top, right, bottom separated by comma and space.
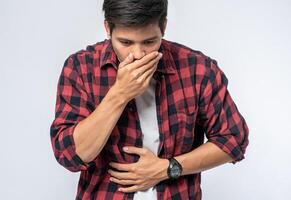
132, 45, 145, 60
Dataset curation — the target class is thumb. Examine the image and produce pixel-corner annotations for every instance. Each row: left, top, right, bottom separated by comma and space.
119, 53, 134, 68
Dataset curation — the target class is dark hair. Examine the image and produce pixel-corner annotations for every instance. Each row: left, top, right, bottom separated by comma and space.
102, 0, 168, 35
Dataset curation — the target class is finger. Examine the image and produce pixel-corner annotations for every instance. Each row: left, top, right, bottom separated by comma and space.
123, 146, 149, 156
118, 185, 140, 193
135, 53, 162, 77
108, 170, 137, 180
131, 51, 159, 69
109, 162, 136, 172
110, 177, 138, 186
119, 53, 134, 68
138, 61, 158, 83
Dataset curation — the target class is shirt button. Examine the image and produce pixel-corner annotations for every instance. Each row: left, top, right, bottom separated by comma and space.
129, 107, 134, 112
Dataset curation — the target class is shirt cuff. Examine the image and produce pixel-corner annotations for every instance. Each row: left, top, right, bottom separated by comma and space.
207, 136, 245, 164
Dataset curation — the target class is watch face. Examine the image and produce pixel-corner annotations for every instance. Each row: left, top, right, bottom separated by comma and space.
170, 165, 181, 178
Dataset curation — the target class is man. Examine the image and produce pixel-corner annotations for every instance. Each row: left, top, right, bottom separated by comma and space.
50, 0, 249, 199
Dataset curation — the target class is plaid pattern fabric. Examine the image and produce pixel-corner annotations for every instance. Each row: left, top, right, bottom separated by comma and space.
50, 39, 249, 200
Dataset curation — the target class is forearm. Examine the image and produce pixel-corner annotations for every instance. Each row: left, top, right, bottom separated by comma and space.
73, 85, 128, 163
175, 142, 233, 176
158, 142, 233, 181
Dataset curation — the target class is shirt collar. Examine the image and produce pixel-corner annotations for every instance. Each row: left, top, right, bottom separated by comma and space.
99, 39, 119, 69
99, 39, 176, 75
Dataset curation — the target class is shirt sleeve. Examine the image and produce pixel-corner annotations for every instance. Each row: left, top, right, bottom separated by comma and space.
197, 58, 249, 163
50, 55, 97, 172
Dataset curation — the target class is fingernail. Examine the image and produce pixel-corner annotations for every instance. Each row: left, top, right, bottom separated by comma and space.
123, 147, 128, 151
159, 53, 163, 57
128, 53, 133, 59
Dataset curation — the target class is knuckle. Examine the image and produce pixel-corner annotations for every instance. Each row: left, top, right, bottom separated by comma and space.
131, 72, 139, 79
133, 174, 139, 179
131, 166, 137, 172
136, 78, 143, 84
135, 59, 142, 65
136, 179, 143, 185
142, 149, 148, 155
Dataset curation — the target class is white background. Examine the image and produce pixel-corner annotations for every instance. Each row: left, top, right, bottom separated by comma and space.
1, 0, 290, 199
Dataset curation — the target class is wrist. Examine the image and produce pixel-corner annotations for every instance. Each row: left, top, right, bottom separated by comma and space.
109, 84, 130, 105
156, 158, 170, 182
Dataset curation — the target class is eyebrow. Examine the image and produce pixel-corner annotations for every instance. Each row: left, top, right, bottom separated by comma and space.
116, 36, 159, 42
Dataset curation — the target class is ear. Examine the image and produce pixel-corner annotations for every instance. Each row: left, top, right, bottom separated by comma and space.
104, 20, 111, 39
163, 18, 168, 30
162, 18, 168, 36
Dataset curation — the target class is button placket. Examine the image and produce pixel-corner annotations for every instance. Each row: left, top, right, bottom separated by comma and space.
156, 74, 167, 157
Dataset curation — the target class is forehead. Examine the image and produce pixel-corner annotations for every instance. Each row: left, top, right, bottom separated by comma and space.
112, 23, 161, 41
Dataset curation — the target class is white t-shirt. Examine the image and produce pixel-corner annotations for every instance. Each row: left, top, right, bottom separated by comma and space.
133, 78, 159, 200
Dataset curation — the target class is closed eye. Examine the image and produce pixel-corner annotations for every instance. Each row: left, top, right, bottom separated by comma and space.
120, 40, 133, 46
143, 40, 156, 45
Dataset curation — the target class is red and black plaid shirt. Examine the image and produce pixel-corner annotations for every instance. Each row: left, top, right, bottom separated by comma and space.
50, 39, 249, 200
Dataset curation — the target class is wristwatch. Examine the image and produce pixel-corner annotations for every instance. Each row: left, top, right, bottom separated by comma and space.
167, 158, 182, 180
